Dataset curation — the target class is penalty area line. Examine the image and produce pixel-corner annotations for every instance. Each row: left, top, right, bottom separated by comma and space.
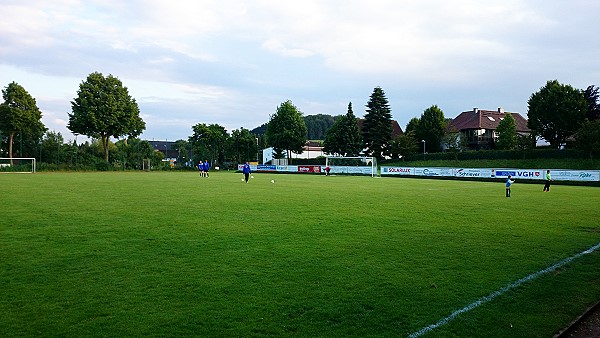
408, 241, 600, 338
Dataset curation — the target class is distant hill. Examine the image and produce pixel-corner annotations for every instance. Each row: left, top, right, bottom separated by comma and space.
251, 114, 341, 140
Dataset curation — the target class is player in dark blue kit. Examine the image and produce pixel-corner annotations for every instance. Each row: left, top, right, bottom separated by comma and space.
203, 160, 210, 178
242, 162, 251, 183
197, 161, 204, 177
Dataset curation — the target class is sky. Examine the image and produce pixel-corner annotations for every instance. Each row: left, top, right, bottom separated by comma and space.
1, 0, 599, 143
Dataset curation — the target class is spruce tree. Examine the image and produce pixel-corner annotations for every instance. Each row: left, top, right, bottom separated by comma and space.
362, 87, 393, 160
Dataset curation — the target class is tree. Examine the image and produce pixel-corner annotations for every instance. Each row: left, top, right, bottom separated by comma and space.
40, 131, 64, 165
389, 132, 418, 159
68, 72, 145, 162
189, 123, 229, 166
415, 105, 446, 153
575, 120, 600, 157
442, 130, 463, 155
527, 80, 587, 148
0, 82, 46, 159
496, 113, 518, 150
265, 100, 307, 159
173, 139, 191, 167
113, 138, 154, 170
304, 114, 337, 140
405, 117, 420, 135
323, 102, 363, 156
362, 87, 393, 160
584, 85, 600, 121
229, 127, 259, 163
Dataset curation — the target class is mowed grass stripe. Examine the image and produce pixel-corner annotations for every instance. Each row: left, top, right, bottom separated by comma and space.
1, 172, 599, 337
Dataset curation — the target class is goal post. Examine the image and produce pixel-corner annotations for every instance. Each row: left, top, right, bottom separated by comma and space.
0, 158, 37, 173
325, 156, 378, 177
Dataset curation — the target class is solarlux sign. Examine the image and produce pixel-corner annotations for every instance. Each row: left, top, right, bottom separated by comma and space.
382, 167, 413, 175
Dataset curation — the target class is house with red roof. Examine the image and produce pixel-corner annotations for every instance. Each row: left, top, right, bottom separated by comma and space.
447, 108, 530, 150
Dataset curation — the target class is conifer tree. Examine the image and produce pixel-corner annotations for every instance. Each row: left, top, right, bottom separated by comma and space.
362, 87, 392, 160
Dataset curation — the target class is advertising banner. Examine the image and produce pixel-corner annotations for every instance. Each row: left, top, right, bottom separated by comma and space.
238, 164, 258, 171
238, 164, 599, 182
381, 167, 414, 176
298, 165, 322, 173
413, 167, 453, 177
258, 165, 277, 171
329, 166, 372, 175
454, 168, 494, 178
551, 170, 600, 182
493, 169, 543, 180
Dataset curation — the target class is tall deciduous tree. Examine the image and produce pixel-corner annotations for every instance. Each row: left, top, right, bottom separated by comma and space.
496, 113, 518, 150
68, 72, 145, 162
323, 102, 363, 156
362, 87, 393, 160
189, 123, 228, 166
265, 100, 307, 159
527, 80, 587, 148
415, 105, 446, 153
0, 82, 46, 159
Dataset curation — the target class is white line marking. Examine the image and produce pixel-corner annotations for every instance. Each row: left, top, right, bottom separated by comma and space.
408, 242, 600, 338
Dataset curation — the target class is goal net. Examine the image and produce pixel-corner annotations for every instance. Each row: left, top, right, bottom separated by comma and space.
325, 156, 378, 177
0, 158, 37, 173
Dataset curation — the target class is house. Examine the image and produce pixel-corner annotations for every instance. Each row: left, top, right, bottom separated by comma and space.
448, 108, 530, 150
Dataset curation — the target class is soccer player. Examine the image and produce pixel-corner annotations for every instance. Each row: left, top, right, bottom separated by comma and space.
506, 175, 515, 197
197, 161, 204, 177
242, 162, 251, 183
203, 160, 210, 178
543, 170, 552, 192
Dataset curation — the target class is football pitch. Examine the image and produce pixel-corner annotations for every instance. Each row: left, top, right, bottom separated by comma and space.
1, 171, 599, 337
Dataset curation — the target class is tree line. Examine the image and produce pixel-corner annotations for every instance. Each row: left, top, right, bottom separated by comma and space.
2, 73, 599, 170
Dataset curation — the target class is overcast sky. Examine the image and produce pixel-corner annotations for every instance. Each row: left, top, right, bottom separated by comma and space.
1, 0, 598, 142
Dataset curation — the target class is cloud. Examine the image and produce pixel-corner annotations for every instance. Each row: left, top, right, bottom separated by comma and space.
1, 0, 600, 141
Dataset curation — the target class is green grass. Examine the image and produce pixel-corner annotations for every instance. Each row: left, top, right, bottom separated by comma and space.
1, 172, 599, 337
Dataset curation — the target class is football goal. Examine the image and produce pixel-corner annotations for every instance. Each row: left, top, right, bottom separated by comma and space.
0, 158, 37, 173
325, 156, 378, 177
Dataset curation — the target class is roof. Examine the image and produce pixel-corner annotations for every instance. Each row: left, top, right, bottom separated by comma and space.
448, 108, 530, 132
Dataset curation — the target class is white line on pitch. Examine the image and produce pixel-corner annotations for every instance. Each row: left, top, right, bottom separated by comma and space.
408, 242, 600, 338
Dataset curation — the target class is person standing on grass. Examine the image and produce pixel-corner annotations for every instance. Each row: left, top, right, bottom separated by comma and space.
506, 175, 515, 197
197, 161, 204, 177
242, 162, 251, 183
543, 170, 552, 192
203, 160, 210, 178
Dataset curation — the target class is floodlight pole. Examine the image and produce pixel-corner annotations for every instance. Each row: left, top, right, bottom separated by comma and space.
421, 139, 426, 160
255, 137, 259, 163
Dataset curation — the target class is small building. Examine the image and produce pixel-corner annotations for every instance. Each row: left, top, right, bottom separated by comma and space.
448, 108, 530, 150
